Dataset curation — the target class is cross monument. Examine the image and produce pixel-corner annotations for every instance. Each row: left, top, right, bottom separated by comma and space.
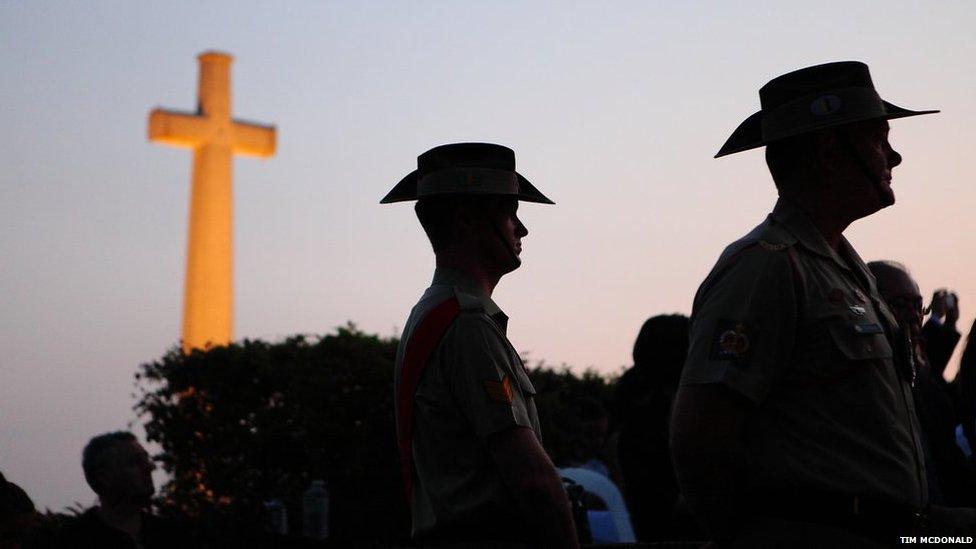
148, 51, 276, 353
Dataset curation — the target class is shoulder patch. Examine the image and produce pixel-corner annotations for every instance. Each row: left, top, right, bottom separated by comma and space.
483, 375, 514, 404
709, 320, 755, 363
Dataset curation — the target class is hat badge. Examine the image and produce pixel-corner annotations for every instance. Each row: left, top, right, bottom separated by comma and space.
810, 94, 843, 116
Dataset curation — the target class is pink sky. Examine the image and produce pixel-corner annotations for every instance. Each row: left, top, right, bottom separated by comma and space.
1, 1, 974, 511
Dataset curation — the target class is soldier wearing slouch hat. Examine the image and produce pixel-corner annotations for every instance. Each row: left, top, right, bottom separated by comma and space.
668, 62, 970, 546
383, 143, 578, 548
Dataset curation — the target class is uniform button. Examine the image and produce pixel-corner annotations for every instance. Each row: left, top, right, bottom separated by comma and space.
866, 346, 874, 353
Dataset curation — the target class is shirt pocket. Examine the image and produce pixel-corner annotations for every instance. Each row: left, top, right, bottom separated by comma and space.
785, 318, 893, 391
827, 320, 893, 362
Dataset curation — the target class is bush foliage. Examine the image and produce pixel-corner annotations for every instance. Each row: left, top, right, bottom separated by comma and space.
134, 324, 615, 544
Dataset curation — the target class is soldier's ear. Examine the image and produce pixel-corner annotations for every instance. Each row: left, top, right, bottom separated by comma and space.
452, 202, 487, 245
457, 200, 494, 229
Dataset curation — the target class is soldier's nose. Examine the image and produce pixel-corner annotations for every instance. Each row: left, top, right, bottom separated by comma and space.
888, 147, 902, 169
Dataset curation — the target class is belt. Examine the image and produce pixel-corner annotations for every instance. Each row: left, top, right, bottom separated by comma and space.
747, 491, 927, 543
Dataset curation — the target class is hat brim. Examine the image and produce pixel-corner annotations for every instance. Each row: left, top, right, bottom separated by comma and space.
714, 101, 939, 158
380, 171, 554, 204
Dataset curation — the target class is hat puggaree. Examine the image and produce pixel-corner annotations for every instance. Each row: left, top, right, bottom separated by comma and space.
381, 142, 553, 204
715, 61, 938, 158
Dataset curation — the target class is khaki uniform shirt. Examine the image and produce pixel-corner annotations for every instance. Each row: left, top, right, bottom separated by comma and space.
395, 267, 541, 541
682, 198, 927, 507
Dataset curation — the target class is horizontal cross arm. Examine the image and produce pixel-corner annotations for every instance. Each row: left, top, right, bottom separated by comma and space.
232, 121, 276, 158
148, 109, 210, 148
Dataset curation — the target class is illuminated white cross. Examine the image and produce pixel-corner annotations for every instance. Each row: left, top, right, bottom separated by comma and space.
148, 51, 276, 353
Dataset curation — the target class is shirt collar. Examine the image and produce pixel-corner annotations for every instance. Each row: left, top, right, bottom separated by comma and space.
770, 197, 853, 274
431, 267, 508, 330
769, 198, 882, 300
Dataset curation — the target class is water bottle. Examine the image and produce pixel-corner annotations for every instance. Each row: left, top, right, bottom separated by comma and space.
302, 479, 329, 539
264, 498, 288, 535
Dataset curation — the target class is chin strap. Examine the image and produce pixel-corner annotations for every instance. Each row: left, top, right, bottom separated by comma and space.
838, 132, 882, 187
480, 208, 520, 266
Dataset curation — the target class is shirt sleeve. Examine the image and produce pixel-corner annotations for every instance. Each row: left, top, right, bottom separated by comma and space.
440, 312, 535, 440
681, 244, 798, 404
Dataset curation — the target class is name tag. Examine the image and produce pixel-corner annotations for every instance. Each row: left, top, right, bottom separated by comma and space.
854, 322, 883, 335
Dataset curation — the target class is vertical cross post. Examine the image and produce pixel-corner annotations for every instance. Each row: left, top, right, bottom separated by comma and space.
148, 51, 276, 353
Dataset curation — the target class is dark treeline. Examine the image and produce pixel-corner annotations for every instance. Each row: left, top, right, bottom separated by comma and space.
2, 323, 619, 547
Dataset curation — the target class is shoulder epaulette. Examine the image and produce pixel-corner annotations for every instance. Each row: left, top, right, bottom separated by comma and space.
734, 220, 797, 253
758, 240, 788, 251
711, 219, 798, 272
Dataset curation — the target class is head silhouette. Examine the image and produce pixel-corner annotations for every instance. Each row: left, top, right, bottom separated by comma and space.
632, 314, 690, 389
82, 432, 154, 508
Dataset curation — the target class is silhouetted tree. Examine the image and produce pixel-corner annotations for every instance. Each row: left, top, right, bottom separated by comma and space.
134, 325, 616, 545
135, 324, 405, 545
529, 366, 617, 466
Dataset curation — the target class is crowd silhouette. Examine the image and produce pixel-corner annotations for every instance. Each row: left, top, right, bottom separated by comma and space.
3, 285, 975, 547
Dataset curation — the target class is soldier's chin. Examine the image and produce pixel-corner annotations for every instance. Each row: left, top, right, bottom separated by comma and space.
880, 190, 895, 208
876, 180, 895, 208
500, 255, 522, 274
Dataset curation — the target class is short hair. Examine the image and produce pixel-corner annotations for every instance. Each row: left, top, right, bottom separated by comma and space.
415, 195, 496, 253
82, 431, 136, 494
0, 471, 36, 516
765, 132, 820, 191
867, 259, 910, 281
415, 197, 460, 253
633, 314, 689, 366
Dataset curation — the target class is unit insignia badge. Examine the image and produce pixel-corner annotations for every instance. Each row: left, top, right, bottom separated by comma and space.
711, 320, 754, 363
483, 375, 514, 404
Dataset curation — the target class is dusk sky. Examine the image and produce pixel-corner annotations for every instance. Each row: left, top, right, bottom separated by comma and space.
2, 1, 974, 511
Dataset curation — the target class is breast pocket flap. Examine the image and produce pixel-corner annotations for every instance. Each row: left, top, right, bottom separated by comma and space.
827, 322, 893, 361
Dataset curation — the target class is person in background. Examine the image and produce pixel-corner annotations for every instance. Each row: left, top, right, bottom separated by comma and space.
869, 260, 976, 507
612, 314, 699, 541
953, 320, 976, 456
55, 431, 192, 548
923, 289, 962, 383
0, 471, 38, 549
